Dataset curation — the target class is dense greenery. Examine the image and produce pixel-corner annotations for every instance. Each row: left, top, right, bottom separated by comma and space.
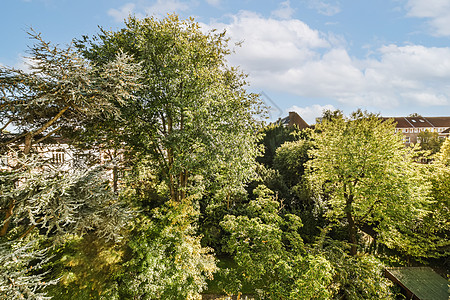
1, 15, 448, 299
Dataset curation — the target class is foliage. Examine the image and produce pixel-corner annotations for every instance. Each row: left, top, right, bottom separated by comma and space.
436, 138, 450, 166
220, 185, 332, 299
118, 198, 217, 300
272, 139, 314, 211
76, 15, 264, 204
0, 152, 129, 298
0, 153, 129, 242
219, 185, 397, 299
307, 110, 432, 256
321, 241, 395, 299
220, 185, 298, 298
0, 240, 57, 300
417, 130, 443, 154
0, 30, 141, 154
419, 140, 450, 258
256, 123, 299, 167
44, 234, 124, 300
273, 139, 312, 187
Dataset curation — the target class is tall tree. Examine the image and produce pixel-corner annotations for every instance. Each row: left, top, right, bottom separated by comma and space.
0, 30, 141, 154
0, 31, 137, 298
76, 15, 264, 204
307, 110, 431, 256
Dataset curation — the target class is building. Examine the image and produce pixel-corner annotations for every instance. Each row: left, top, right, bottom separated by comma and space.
382, 116, 450, 145
278, 111, 310, 129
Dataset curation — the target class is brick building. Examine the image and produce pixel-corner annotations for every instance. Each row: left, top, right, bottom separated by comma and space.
382, 116, 450, 145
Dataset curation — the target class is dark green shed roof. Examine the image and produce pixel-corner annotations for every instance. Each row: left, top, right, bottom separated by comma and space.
385, 267, 449, 300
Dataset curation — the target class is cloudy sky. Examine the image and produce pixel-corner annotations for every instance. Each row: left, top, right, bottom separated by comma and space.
1, 0, 450, 124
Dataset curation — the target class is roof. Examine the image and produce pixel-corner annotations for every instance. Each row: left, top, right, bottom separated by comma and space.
382, 117, 450, 128
277, 112, 310, 129
385, 267, 449, 300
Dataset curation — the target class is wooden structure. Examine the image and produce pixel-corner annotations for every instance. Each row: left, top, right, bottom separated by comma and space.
385, 267, 449, 300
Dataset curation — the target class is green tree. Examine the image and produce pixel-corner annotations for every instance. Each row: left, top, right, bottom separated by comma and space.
307, 110, 431, 256
72, 16, 266, 297
435, 138, 450, 166
417, 130, 443, 154
119, 198, 217, 300
257, 123, 298, 168
273, 139, 312, 188
76, 15, 264, 205
0, 30, 141, 155
220, 185, 395, 299
0, 31, 137, 298
421, 139, 450, 258
220, 185, 308, 298
0, 153, 129, 299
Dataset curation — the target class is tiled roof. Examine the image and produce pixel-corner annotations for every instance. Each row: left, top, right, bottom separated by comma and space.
423, 117, 450, 128
382, 117, 450, 128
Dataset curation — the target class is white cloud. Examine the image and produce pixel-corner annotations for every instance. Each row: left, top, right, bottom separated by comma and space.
144, 0, 191, 17
206, 11, 329, 72
405, 0, 450, 36
288, 104, 336, 124
14, 55, 38, 74
307, 0, 341, 16
108, 1, 192, 22
108, 3, 137, 23
203, 12, 450, 110
271, 1, 295, 20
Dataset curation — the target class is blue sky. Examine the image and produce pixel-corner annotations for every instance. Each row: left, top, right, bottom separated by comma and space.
1, 0, 450, 123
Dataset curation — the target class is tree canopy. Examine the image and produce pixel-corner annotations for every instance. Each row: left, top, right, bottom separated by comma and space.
307, 110, 432, 256
76, 15, 264, 204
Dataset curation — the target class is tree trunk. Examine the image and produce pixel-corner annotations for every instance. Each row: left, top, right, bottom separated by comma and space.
0, 200, 15, 237
24, 133, 32, 155
344, 189, 357, 256
346, 209, 358, 256
113, 165, 118, 193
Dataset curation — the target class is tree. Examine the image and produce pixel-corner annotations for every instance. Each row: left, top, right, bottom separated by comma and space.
435, 137, 450, 166
307, 110, 431, 256
220, 185, 395, 299
417, 130, 443, 154
0, 30, 141, 154
76, 15, 264, 205
118, 198, 217, 299
0, 153, 130, 299
0, 31, 137, 298
220, 185, 314, 298
421, 139, 450, 258
256, 123, 298, 168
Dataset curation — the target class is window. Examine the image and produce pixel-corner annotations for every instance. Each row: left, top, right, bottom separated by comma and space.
52, 152, 65, 164
414, 128, 418, 133
73, 154, 89, 168
404, 137, 410, 143
405, 129, 408, 133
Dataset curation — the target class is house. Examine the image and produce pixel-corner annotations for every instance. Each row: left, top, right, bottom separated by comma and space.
382, 116, 450, 145
278, 111, 310, 129
0, 134, 115, 172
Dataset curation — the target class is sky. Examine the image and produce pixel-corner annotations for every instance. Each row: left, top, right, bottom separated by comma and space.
1, 0, 450, 124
